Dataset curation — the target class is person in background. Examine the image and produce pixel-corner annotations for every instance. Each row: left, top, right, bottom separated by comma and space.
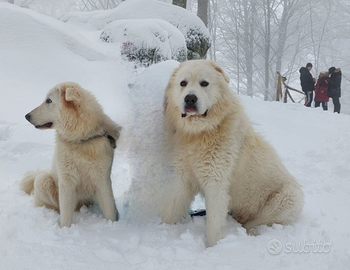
314, 71, 329, 110
327, 67, 342, 114
299, 63, 316, 107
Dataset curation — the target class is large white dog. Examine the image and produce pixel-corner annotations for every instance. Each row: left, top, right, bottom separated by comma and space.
20, 82, 121, 227
160, 60, 304, 247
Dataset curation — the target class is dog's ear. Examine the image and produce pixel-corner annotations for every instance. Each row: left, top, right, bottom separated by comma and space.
168, 64, 180, 85
65, 87, 82, 102
212, 62, 230, 83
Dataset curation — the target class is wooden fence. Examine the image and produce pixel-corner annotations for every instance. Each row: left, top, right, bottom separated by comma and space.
276, 71, 305, 103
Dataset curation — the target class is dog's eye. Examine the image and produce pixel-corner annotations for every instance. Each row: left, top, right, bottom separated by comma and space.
200, 81, 209, 87
180, 81, 187, 87
46, 98, 52, 104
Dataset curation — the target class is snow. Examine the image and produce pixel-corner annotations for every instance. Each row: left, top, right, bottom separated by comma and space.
0, 3, 350, 270
100, 19, 187, 63
61, 0, 211, 59
60, 0, 209, 35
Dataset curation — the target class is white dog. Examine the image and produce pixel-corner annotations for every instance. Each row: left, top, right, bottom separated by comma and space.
20, 82, 121, 227
160, 60, 304, 247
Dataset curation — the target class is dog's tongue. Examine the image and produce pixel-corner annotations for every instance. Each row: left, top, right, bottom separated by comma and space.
182, 109, 197, 118
182, 108, 206, 118
186, 108, 197, 113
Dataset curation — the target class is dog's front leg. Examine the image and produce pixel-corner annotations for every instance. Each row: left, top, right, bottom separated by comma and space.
203, 182, 230, 247
159, 172, 195, 224
95, 178, 118, 222
58, 180, 77, 228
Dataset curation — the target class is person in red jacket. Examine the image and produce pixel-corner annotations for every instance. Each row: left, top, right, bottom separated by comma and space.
314, 72, 329, 110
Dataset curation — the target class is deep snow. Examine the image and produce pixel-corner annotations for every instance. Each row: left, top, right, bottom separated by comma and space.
0, 3, 350, 270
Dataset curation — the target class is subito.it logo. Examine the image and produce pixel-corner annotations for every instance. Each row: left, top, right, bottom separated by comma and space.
267, 239, 283, 255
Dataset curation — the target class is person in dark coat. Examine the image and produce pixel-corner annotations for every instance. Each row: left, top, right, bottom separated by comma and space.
327, 67, 342, 114
314, 72, 329, 110
299, 63, 315, 107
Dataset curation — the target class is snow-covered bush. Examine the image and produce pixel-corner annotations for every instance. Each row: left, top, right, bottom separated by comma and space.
61, 0, 211, 61
100, 19, 187, 66
119, 41, 165, 67
186, 26, 210, 59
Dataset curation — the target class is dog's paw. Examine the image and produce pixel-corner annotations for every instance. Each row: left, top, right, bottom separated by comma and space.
244, 226, 258, 236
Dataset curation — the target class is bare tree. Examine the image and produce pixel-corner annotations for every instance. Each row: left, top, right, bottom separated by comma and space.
213, 0, 309, 98
262, 0, 271, 101
242, 0, 256, 96
274, 0, 302, 88
215, 0, 256, 96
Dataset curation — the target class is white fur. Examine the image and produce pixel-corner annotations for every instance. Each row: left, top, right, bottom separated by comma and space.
20, 82, 121, 227
160, 60, 304, 247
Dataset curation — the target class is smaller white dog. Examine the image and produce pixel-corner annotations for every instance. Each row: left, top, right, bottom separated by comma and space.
20, 82, 121, 227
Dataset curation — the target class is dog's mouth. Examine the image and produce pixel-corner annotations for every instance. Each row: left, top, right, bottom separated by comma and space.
35, 122, 53, 129
181, 109, 208, 118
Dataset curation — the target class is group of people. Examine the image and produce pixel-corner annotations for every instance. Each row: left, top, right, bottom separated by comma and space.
299, 63, 342, 113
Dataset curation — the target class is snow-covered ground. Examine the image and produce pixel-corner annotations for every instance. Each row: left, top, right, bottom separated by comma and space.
0, 3, 349, 269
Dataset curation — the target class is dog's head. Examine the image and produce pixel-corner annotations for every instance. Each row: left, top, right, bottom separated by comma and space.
25, 82, 105, 141
164, 60, 238, 134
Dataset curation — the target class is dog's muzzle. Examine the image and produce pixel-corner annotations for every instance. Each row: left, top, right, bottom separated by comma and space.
181, 94, 208, 118
25, 113, 53, 129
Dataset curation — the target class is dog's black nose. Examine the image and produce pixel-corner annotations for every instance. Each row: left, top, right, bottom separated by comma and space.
25, 113, 31, 121
184, 94, 197, 105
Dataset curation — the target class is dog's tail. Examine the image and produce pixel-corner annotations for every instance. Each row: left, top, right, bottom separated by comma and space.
20, 170, 39, 194
20, 170, 60, 211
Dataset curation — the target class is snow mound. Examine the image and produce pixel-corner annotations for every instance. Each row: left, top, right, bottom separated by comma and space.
61, 0, 211, 60
0, 3, 108, 62
101, 19, 187, 66
122, 60, 179, 221
0, 3, 129, 125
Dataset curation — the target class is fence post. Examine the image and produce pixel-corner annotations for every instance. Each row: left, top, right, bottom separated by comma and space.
276, 72, 282, 101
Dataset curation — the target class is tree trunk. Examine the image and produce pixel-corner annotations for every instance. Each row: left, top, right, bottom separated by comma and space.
243, 0, 254, 97
172, 0, 186, 9
264, 0, 271, 101
208, 0, 217, 61
235, 16, 240, 94
197, 0, 208, 27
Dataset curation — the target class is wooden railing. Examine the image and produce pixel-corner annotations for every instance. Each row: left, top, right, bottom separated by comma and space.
276, 71, 305, 103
